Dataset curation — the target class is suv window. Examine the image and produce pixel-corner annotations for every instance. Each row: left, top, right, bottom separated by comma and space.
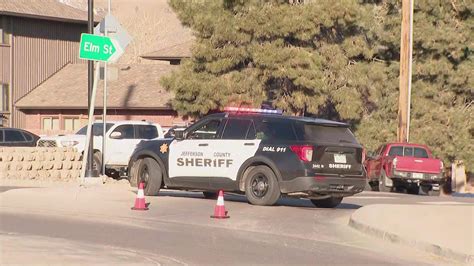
135, 125, 158, 139
112, 125, 134, 139
0, 129, 3, 142
5, 129, 26, 142
188, 119, 221, 139
22, 131, 34, 142
294, 122, 357, 143
222, 119, 252, 140
255, 120, 296, 141
77, 123, 114, 136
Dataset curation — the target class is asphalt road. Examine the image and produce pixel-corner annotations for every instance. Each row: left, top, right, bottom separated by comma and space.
1, 185, 470, 265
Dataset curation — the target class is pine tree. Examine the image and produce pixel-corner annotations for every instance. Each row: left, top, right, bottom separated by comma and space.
163, 0, 473, 171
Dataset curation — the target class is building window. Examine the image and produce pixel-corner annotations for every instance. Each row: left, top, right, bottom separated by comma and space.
0, 84, 9, 112
64, 117, 86, 132
42, 117, 60, 131
0, 16, 10, 45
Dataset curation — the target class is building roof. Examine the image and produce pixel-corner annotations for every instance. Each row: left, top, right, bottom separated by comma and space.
0, 0, 93, 24
16, 63, 177, 110
141, 40, 193, 61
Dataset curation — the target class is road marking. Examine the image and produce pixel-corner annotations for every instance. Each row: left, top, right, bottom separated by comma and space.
417, 201, 472, 205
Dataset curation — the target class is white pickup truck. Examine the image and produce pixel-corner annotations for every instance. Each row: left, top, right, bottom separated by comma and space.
37, 120, 164, 175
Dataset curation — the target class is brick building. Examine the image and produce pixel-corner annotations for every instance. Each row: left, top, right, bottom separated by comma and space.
15, 63, 186, 135
0, 0, 189, 135
0, 0, 90, 128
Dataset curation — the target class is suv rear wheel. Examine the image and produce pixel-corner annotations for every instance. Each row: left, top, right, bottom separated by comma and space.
310, 197, 343, 208
138, 158, 162, 196
245, 166, 281, 206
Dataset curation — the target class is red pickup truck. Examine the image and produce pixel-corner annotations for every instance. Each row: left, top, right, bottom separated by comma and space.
365, 143, 444, 195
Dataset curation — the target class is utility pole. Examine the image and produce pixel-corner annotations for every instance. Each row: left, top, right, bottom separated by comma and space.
101, 0, 111, 175
397, 0, 414, 143
85, 0, 99, 178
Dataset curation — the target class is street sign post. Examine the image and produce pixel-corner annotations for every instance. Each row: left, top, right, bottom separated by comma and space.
79, 6, 131, 181
79, 33, 123, 62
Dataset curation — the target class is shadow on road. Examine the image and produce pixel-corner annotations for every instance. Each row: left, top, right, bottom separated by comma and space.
154, 190, 362, 210
0, 186, 37, 193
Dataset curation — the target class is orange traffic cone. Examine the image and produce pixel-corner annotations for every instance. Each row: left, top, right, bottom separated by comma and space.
210, 190, 229, 219
132, 182, 148, 211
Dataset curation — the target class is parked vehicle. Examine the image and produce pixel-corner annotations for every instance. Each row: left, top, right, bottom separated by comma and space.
365, 143, 444, 195
37, 121, 164, 175
0, 127, 40, 147
128, 107, 367, 208
163, 125, 187, 138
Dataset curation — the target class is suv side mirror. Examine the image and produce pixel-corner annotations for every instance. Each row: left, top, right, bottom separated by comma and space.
110, 131, 123, 139
174, 128, 186, 140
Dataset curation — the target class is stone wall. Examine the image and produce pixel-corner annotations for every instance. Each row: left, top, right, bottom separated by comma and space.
0, 147, 82, 181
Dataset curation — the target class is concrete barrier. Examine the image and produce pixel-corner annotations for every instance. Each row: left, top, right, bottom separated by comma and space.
0, 147, 81, 181
349, 204, 474, 263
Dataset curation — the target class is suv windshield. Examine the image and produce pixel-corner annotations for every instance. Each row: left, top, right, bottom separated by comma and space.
76, 123, 114, 136
294, 122, 358, 144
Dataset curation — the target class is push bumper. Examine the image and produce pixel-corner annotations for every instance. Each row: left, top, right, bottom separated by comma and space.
279, 176, 366, 196
391, 170, 443, 185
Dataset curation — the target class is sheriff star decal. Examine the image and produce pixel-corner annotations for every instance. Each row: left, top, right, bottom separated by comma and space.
160, 143, 168, 154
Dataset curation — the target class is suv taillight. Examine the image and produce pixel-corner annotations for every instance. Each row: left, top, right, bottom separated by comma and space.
290, 145, 313, 162
393, 157, 398, 169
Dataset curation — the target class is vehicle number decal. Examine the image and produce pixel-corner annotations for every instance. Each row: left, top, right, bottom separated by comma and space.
262, 146, 287, 152
329, 164, 352, 169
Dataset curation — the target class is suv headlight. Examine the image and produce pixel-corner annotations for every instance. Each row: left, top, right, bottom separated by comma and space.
61, 140, 79, 147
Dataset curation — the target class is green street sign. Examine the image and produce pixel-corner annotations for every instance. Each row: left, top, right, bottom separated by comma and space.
79, 33, 123, 62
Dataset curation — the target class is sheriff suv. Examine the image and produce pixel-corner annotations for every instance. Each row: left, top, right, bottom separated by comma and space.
128, 108, 366, 208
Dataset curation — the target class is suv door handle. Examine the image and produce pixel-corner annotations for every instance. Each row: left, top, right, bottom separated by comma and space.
198, 143, 208, 147
244, 143, 255, 146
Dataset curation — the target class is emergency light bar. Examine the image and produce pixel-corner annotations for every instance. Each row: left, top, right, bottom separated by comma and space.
224, 107, 283, 115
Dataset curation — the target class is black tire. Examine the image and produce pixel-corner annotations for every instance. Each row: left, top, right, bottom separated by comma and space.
129, 158, 143, 187
369, 181, 379, 191
92, 152, 102, 172
137, 158, 163, 196
310, 197, 343, 208
244, 166, 281, 206
203, 192, 218, 199
378, 170, 392, 192
407, 185, 419, 195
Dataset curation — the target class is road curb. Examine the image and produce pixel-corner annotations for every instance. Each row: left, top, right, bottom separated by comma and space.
348, 216, 473, 264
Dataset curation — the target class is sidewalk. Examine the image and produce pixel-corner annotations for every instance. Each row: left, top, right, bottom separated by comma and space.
349, 204, 474, 264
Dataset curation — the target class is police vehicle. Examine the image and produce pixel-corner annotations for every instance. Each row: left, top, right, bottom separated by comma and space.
128, 107, 366, 208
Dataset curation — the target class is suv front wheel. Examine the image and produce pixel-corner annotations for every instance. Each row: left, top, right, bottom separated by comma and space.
137, 158, 163, 196
244, 166, 281, 206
